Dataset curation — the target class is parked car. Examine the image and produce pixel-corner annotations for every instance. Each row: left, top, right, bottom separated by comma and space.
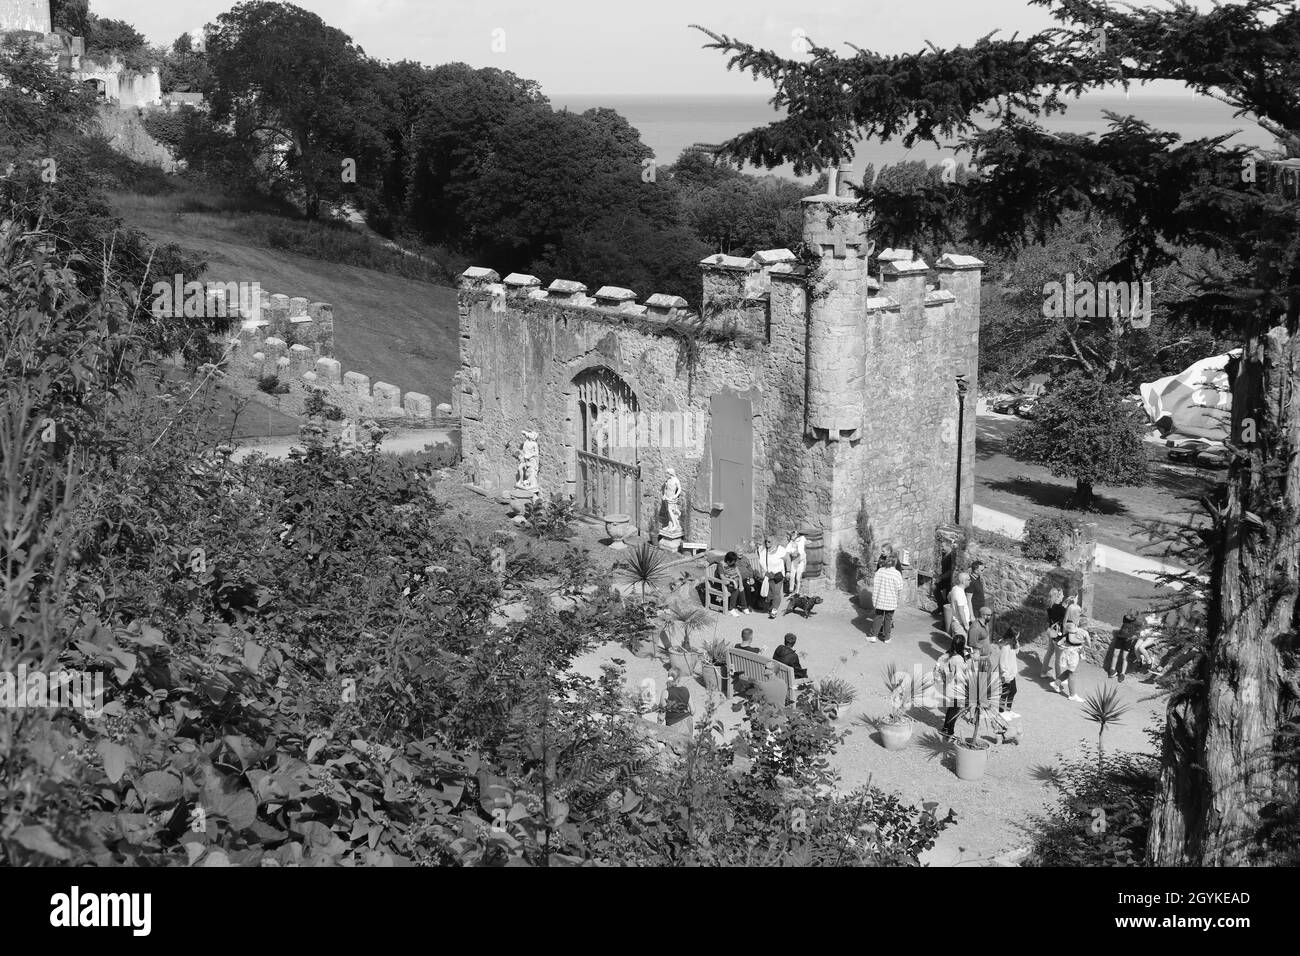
1012, 395, 1040, 419
991, 395, 1021, 415
1166, 436, 1229, 468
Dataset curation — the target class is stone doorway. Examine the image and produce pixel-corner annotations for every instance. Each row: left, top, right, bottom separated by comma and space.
571, 367, 641, 531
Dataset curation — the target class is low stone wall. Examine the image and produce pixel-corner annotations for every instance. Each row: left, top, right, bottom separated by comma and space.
932, 524, 1095, 649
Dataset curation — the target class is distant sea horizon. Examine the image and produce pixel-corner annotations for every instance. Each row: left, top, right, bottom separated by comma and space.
551, 91, 1277, 183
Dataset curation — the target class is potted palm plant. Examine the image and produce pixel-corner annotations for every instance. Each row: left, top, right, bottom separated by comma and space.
660, 599, 713, 652
817, 677, 859, 723
879, 663, 932, 750
701, 637, 731, 695
953, 662, 1000, 781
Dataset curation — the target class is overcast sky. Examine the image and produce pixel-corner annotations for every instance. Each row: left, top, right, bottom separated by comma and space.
90, 0, 1213, 97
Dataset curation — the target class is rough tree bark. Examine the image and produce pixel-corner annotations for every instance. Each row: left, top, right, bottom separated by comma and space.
1148, 316, 1300, 865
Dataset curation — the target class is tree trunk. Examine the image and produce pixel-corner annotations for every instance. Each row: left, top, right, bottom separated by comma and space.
1074, 479, 1094, 510
1148, 318, 1300, 865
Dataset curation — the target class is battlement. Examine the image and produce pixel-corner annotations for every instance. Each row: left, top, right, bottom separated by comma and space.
211, 288, 435, 427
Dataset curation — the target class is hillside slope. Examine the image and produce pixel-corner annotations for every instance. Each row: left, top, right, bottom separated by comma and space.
113, 196, 461, 408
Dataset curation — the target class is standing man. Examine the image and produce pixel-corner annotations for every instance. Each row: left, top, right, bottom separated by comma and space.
967, 561, 987, 618
754, 537, 788, 619
968, 605, 995, 661
868, 556, 905, 644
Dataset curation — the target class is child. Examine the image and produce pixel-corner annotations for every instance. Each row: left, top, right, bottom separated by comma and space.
996, 627, 1022, 719
1052, 623, 1087, 701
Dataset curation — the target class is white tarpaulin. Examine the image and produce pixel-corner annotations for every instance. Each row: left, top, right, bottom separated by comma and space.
1139, 351, 1240, 440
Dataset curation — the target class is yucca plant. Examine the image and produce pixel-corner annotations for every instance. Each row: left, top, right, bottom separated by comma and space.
1082, 685, 1131, 764
616, 542, 673, 598
882, 662, 933, 724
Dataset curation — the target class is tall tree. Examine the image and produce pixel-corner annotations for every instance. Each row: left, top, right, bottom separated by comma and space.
204, 1, 387, 218
695, 0, 1300, 864
1006, 372, 1149, 508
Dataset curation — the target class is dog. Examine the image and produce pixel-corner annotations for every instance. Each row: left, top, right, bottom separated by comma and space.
784, 594, 823, 618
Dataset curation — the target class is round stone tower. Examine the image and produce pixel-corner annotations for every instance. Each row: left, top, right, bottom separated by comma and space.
802, 168, 873, 441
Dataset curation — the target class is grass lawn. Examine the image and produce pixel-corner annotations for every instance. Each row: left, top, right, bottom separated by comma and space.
112, 192, 461, 409
976, 414, 1212, 555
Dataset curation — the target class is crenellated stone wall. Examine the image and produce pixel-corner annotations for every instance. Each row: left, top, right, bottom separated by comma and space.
207, 288, 434, 428
456, 173, 985, 573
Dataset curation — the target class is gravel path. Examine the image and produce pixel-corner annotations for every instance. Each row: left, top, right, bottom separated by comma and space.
571, 578, 1165, 866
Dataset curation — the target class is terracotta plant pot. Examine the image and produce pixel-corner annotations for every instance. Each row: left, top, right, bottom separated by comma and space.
954, 739, 990, 780
880, 717, 913, 750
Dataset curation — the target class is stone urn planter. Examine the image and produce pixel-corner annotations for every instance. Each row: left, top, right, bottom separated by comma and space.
879, 716, 914, 751
603, 513, 635, 549
954, 739, 990, 780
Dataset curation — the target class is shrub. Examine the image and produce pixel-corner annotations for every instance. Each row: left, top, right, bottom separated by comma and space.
524, 492, 576, 541
1021, 513, 1077, 563
1024, 746, 1158, 867
256, 373, 289, 395
303, 387, 342, 421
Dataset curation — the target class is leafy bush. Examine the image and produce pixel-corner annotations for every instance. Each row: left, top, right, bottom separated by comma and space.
523, 493, 576, 541
256, 373, 289, 395
1024, 746, 1158, 867
1021, 514, 1077, 563
302, 387, 343, 421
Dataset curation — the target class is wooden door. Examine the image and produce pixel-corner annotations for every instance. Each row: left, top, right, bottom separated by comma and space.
710, 393, 753, 549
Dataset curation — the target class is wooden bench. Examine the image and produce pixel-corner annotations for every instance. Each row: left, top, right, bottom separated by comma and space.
726, 647, 810, 704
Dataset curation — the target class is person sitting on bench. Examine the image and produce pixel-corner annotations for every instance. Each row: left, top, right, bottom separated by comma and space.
772, 632, 808, 679
709, 551, 749, 616
731, 628, 766, 694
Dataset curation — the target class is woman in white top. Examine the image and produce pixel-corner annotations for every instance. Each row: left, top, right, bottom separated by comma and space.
785, 529, 808, 595
948, 571, 973, 643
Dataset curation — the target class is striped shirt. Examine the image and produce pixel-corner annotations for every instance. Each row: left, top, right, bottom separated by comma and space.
871, 567, 905, 611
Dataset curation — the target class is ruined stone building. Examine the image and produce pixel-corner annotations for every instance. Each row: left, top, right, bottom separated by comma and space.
456, 174, 984, 579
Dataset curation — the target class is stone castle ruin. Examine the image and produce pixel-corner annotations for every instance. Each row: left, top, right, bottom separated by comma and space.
456, 172, 983, 578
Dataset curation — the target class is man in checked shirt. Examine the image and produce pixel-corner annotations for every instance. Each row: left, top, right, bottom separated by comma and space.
868, 556, 905, 644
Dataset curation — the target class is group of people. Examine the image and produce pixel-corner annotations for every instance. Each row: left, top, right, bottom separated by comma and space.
645, 628, 811, 730
709, 532, 809, 619
693, 536, 1160, 742
934, 627, 1024, 736
1101, 611, 1165, 681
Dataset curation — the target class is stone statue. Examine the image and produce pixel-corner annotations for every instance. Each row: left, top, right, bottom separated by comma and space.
660, 467, 683, 538
515, 430, 539, 491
